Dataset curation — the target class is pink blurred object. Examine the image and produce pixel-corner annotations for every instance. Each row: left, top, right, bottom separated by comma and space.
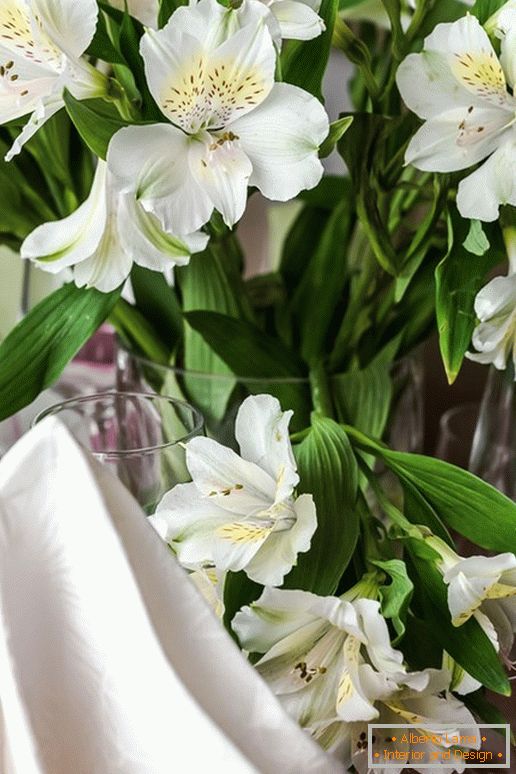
0, 326, 117, 456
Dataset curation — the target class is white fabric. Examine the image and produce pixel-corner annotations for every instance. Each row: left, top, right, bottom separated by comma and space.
0, 418, 343, 774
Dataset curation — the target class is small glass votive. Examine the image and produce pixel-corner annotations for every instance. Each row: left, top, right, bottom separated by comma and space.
34, 391, 204, 513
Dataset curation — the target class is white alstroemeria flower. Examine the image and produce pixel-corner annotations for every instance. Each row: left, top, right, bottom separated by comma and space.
149, 395, 317, 586
347, 686, 478, 774
108, 0, 328, 234
428, 537, 516, 664
397, 14, 516, 221
466, 269, 516, 375
21, 160, 208, 292
190, 566, 225, 619
0, 0, 107, 160
233, 586, 433, 753
108, 0, 159, 27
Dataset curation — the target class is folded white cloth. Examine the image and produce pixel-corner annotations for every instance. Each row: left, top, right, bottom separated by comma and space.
0, 419, 344, 774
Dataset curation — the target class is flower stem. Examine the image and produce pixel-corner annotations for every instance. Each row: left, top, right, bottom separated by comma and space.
309, 362, 334, 418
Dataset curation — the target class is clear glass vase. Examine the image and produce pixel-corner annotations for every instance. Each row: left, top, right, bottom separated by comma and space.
116, 342, 425, 452
34, 391, 204, 513
469, 365, 515, 498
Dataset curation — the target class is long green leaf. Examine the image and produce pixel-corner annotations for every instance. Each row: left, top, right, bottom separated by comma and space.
64, 92, 132, 159
435, 210, 503, 383
184, 310, 311, 430
176, 247, 243, 427
131, 266, 183, 351
382, 450, 516, 553
291, 199, 352, 365
345, 429, 516, 553
0, 284, 120, 421
284, 416, 359, 594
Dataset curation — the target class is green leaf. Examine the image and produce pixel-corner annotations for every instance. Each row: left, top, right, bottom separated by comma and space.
177, 246, 243, 426
63, 91, 131, 159
339, 113, 398, 275
373, 559, 413, 643
463, 220, 490, 256
158, 0, 187, 27
331, 358, 392, 438
298, 175, 352, 210
291, 198, 352, 364
0, 284, 120, 421
223, 571, 262, 641
435, 209, 503, 383
284, 417, 359, 594
87, 7, 126, 64
408, 543, 510, 696
184, 310, 311, 430
279, 204, 329, 290
378, 450, 516, 553
131, 266, 183, 351
471, 0, 507, 24
282, 0, 338, 101
320, 117, 353, 158
401, 478, 453, 546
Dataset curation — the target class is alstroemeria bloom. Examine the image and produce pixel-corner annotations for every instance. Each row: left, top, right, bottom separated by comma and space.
21, 160, 208, 292
397, 14, 516, 221
467, 264, 516, 375
234, 586, 478, 770
0, 0, 107, 160
347, 685, 477, 774
428, 537, 516, 665
233, 588, 434, 742
149, 395, 317, 586
108, 0, 328, 234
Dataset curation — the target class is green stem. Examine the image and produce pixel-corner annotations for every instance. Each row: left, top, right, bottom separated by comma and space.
309, 362, 334, 418
110, 299, 170, 365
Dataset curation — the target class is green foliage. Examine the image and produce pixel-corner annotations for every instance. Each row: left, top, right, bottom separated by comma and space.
373, 559, 413, 643
435, 210, 504, 383
0, 284, 120, 421
353, 436, 516, 553
64, 92, 133, 159
184, 310, 312, 430
471, 0, 508, 23
131, 266, 184, 351
284, 417, 359, 594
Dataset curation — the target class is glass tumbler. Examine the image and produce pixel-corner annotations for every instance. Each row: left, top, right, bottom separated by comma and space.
34, 391, 204, 513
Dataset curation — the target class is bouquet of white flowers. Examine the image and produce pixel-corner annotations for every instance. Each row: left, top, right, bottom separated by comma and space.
0, 0, 514, 770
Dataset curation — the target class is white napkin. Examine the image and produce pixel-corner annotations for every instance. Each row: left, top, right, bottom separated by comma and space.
0, 418, 344, 774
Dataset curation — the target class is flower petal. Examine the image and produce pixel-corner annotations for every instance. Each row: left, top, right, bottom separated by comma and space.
244, 493, 317, 585
189, 132, 252, 228
211, 520, 271, 574
109, 0, 159, 28
353, 599, 405, 675
141, 13, 275, 133
108, 124, 214, 234
270, 0, 325, 40
185, 435, 277, 513
235, 394, 298, 499
5, 91, 63, 161
32, 0, 98, 59
154, 481, 230, 568
21, 159, 107, 271
118, 193, 208, 273
405, 106, 511, 173
232, 82, 328, 201
457, 140, 516, 221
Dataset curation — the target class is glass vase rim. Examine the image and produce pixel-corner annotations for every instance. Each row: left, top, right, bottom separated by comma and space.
117, 339, 422, 385
32, 390, 205, 459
